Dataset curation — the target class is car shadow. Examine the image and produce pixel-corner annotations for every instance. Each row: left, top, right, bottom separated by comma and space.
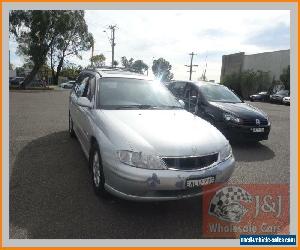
230, 141, 275, 162
10, 131, 203, 239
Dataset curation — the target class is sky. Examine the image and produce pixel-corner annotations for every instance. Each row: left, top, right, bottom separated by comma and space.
9, 10, 290, 82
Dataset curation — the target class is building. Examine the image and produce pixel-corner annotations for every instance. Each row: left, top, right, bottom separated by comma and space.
220, 49, 290, 82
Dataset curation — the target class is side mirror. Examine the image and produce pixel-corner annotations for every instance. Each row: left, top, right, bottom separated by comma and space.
190, 95, 197, 103
77, 97, 92, 108
178, 99, 185, 107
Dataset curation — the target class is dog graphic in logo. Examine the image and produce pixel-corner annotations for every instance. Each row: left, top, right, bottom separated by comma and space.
208, 186, 253, 223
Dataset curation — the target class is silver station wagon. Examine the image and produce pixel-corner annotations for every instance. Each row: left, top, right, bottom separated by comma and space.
69, 68, 235, 201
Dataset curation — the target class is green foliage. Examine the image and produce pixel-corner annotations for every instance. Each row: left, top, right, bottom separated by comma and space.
280, 65, 290, 90
152, 58, 174, 82
113, 60, 119, 67
131, 60, 148, 74
16, 66, 25, 76
10, 10, 62, 82
90, 54, 106, 67
9, 10, 93, 86
221, 70, 271, 99
121, 56, 134, 68
121, 56, 148, 74
221, 72, 242, 97
60, 63, 82, 80
49, 11, 93, 84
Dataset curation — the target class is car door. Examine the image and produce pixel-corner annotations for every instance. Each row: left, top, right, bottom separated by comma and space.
78, 75, 97, 153
74, 74, 97, 154
183, 83, 209, 119
70, 74, 90, 144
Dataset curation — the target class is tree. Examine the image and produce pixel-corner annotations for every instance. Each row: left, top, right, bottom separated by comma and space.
60, 63, 82, 80
113, 60, 119, 67
10, 11, 61, 87
121, 56, 134, 68
120, 56, 148, 74
9, 10, 93, 87
90, 54, 106, 67
221, 70, 271, 99
49, 11, 93, 85
152, 58, 174, 82
280, 65, 290, 90
131, 60, 148, 74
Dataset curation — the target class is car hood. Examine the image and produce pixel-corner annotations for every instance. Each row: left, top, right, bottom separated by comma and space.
209, 101, 267, 119
96, 109, 227, 157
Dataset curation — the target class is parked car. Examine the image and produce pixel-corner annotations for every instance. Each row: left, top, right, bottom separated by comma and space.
270, 90, 290, 104
60, 80, 76, 89
69, 69, 235, 201
249, 91, 269, 102
282, 96, 290, 105
9, 77, 24, 86
167, 81, 271, 142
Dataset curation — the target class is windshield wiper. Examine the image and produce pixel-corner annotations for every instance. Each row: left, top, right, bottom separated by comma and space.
160, 105, 183, 109
114, 105, 159, 110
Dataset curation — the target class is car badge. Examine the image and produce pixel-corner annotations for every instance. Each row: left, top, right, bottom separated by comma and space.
256, 119, 260, 125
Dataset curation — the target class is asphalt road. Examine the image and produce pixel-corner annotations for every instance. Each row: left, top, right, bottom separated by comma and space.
9, 89, 290, 239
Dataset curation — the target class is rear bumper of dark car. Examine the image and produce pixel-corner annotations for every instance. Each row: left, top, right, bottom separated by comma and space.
216, 122, 271, 141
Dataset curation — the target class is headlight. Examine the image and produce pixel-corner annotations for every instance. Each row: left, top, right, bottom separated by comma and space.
223, 113, 242, 123
220, 143, 232, 162
117, 150, 167, 170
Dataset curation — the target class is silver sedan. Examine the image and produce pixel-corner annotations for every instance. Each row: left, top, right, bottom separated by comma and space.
69, 69, 235, 201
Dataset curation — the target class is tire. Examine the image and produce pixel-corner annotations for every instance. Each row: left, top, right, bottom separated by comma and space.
69, 112, 76, 138
89, 143, 108, 197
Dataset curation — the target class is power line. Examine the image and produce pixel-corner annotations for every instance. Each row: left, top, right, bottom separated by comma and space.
184, 52, 198, 80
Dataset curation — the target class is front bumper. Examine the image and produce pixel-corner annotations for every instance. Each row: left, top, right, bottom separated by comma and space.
103, 156, 235, 201
217, 122, 271, 141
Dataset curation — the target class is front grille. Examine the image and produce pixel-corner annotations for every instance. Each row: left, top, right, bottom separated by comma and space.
162, 153, 219, 170
242, 118, 268, 126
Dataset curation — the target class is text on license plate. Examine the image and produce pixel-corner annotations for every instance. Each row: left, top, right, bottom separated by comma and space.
186, 176, 215, 188
252, 128, 264, 133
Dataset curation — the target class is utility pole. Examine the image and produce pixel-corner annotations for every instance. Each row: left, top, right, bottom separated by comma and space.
107, 25, 117, 68
185, 52, 198, 80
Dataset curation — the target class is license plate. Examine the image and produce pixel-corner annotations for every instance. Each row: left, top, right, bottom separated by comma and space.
186, 176, 215, 188
252, 128, 264, 133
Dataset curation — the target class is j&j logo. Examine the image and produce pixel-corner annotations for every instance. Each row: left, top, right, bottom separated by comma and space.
208, 186, 253, 223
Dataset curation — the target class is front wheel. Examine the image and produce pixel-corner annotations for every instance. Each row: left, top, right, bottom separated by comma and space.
69, 112, 75, 138
90, 144, 108, 197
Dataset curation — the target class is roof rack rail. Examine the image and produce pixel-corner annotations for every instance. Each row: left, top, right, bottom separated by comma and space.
84, 66, 147, 77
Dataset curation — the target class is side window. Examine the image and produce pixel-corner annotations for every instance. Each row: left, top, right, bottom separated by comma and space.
75, 75, 89, 97
184, 84, 198, 99
170, 82, 187, 97
87, 77, 96, 102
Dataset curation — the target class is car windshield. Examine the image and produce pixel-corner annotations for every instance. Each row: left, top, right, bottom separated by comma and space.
199, 84, 242, 103
98, 78, 183, 110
